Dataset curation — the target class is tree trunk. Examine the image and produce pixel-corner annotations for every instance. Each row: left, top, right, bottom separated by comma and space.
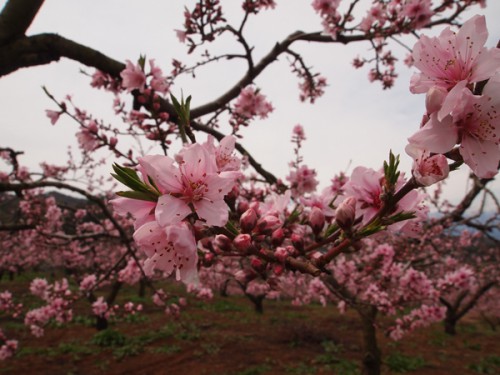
95, 315, 108, 331
444, 314, 457, 335
246, 293, 264, 314
443, 305, 457, 335
358, 306, 381, 375
138, 278, 146, 298
106, 281, 122, 305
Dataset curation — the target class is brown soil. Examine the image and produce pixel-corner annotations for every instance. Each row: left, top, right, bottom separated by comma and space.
1, 281, 499, 375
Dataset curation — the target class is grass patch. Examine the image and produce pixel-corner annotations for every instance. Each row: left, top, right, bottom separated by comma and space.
386, 352, 426, 372
468, 355, 500, 374
91, 329, 127, 347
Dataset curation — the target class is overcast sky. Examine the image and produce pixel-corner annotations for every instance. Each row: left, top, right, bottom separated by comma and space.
0, 0, 499, 209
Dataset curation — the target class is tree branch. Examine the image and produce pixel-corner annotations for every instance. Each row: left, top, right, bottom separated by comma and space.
0, 0, 44, 45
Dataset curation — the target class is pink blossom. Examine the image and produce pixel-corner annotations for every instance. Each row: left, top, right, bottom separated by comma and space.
140, 144, 236, 227
406, 144, 449, 186
402, 0, 433, 29
311, 0, 340, 17
92, 296, 108, 317
120, 60, 147, 92
30, 278, 50, 301
149, 59, 169, 94
0, 329, 17, 360
76, 128, 99, 152
134, 221, 198, 284
286, 165, 319, 196
175, 29, 187, 43
203, 135, 242, 173
45, 110, 61, 125
79, 274, 97, 292
233, 86, 273, 119
409, 75, 500, 178
410, 15, 500, 94
110, 196, 156, 230
343, 167, 383, 224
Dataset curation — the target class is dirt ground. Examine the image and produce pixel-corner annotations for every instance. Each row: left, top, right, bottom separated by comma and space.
1, 281, 499, 375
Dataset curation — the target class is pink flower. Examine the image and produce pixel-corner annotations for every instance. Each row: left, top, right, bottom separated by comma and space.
406, 144, 449, 186
312, 0, 340, 17
120, 60, 147, 92
286, 165, 319, 196
175, 29, 187, 43
410, 15, 500, 94
92, 297, 108, 317
402, 0, 432, 29
149, 59, 169, 94
133, 221, 198, 284
45, 110, 61, 125
409, 75, 500, 178
76, 128, 99, 152
343, 167, 383, 224
140, 144, 236, 227
203, 135, 242, 173
233, 86, 273, 119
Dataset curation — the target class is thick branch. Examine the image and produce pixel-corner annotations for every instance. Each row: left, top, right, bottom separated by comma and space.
438, 176, 494, 224
0, 33, 125, 77
0, 0, 44, 45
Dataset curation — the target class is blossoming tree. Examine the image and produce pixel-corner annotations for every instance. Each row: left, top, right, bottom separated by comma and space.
0, 1, 499, 374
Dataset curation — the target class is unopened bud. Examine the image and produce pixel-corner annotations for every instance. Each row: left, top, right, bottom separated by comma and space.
109, 137, 118, 148
237, 201, 249, 214
214, 234, 232, 252
274, 247, 288, 263
251, 257, 265, 272
309, 207, 325, 235
291, 233, 304, 252
273, 264, 284, 276
271, 228, 285, 246
233, 234, 252, 253
336, 197, 356, 231
240, 208, 258, 233
203, 253, 215, 266
256, 215, 281, 234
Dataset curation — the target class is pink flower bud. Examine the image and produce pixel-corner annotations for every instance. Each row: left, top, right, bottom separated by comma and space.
237, 201, 249, 214
274, 247, 288, 263
291, 233, 304, 252
214, 234, 232, 252
273, 264, 284, 276
309, 207, 325, 235
88, 121, 98, 133
203, 253, 214, 266
251, 257, 265, 272
233, 234, 252, 253
240, 208, 257, 233
336, 197, 356, 231
109, 137, 118, 148
271, 228, 285, 246
256, 215, 281, 234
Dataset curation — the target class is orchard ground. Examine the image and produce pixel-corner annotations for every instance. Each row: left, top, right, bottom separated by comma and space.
1, 273, 499, 375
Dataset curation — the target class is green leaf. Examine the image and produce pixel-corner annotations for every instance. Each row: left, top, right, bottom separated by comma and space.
225, 221, 239, 236
324, 223, 339, 238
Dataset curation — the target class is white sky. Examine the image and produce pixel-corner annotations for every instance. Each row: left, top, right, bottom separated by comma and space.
0, 0, 499, 209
